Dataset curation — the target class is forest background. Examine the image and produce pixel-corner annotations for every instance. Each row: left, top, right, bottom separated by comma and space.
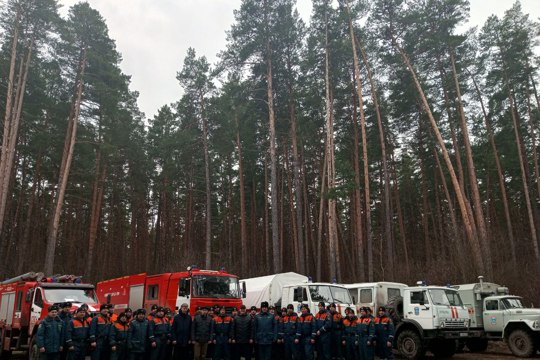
0, 0, 539, 301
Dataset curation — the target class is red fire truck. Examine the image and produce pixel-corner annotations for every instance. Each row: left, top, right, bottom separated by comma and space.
0, 272, 99, 359
96, 266, 244, 315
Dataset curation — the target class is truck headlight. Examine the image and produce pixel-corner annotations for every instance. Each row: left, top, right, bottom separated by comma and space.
440, 322, 445, 328
533, 321, 539, 329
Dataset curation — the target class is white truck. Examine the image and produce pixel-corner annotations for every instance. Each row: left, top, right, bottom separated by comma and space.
343, 281, 472, 359
344, 281, 407, 314
240, 272, 354, 315
454, 276, 540, 358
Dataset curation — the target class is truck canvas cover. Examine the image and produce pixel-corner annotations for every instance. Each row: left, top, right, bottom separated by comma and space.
242, 272, 308, 308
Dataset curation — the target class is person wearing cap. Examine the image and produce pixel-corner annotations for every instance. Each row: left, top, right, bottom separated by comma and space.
231, 304, 253, 360
253, 301, 277, 360
191, 306, 212, 360
124, 308, 133, 321
341, 307, 359, 360
148, 304, 159, 322
148, 307, 171, 360
249, 306, 257, 319
358, 307, 375, 360
128, 309, 154, 359
163, 308, 175, 360
314, 301, 331, 360
374, 307, 394, 360
89, 303, 112, 360
109, 312, 129, 360
211, 306, 233, 359
171, 303, 192, 360
328, 303, 343, 360
279, 304, 298, 360
107, 304, 118, 322
36, 305, 64, 359
65, 306, 90, 360
296, 304, 315, 360
59, 302, 73, 360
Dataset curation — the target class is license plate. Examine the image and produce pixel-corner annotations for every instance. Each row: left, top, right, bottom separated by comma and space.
460, 333, 468, 337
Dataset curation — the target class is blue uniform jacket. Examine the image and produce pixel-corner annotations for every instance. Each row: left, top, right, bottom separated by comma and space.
253, 311, 277, 345
36, 316, 64, 353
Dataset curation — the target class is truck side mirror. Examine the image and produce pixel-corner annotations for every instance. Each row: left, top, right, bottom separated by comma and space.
352, 296, 356, 304
242, 281, 247, 298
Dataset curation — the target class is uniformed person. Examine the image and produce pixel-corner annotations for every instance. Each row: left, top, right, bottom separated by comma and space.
59, 302, 73, 360
279, 304, 298, 360
314, 302, 331, 360
128, 309, 154, 360
253, 301, 277, 360
149, 307, 171, 360
231, 305, 252, 360
191, 306, 213, 360
328, 303, 343, 360
358, 307, 375, 360
341, 307, 358, 360
296, 304, 315, 360
65, 307, 90, 360
90, 304, 112, 360
374, 307, 394, 360
109, 312, 129, 360
212, 306, 233, 359
36, 304, 65, 360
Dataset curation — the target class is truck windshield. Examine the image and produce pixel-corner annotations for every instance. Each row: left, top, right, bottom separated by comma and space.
309, 286, 352, 304
502, 298, 523, 309
192, 275, 240, 298
429, 289, 463, 306
43, 288, 97, 304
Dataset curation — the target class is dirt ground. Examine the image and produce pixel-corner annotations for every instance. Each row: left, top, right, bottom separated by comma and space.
419, 342, 539, 359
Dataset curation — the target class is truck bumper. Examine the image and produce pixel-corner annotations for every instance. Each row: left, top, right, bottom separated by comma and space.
425, 329, 479, 339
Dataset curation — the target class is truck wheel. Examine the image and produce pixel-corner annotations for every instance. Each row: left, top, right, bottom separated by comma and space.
431, 339, 457, 358
397, 329, 425, 359
466, 338, 488, 352
507, 329, 535, 358
28, 336, 39, 360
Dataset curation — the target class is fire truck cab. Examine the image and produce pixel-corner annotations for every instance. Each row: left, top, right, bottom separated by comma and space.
96, 267, 244, 315
0, 272, 99, 359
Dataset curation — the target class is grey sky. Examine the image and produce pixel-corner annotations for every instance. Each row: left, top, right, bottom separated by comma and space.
56, 0, 540, 119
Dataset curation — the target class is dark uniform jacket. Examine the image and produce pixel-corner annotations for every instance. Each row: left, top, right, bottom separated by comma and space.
171, 312, 192, 345
127, 318, 150, 353
212, 314, 233, 344
109, 321, 129, 346
36, 316, 64, 353
191, 313, 212, 342
232, 313, 252, 343
279, 313, 298, 340
296, 313, 315, 340
89, 314, 111, 343
150, 316, 171, 342
253, 311, 277, 345
65, 317, 90, 346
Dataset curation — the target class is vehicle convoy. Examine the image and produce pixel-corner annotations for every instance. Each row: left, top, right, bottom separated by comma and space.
0, 272, 99, 359
454, 276, 540, 358
350, 281, 472, 359
240, 272, 354, 315
96, 266, 243, 315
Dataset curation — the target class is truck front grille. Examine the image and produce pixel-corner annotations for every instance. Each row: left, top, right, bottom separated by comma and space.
441, 320, 467, 328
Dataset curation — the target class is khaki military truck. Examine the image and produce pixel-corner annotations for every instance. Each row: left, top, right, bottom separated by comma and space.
454, 276, 540, 358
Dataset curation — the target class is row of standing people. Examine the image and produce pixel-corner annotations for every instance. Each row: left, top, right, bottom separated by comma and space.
36, 301, 395, 360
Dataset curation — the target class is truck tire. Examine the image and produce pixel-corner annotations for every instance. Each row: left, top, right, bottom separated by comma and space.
431, 339, 457, 358
28, 336, 39, 360
397, 329, 425, 359
466, 338, 488, 352
386, 295, 404, 323
507, 329, 536, 358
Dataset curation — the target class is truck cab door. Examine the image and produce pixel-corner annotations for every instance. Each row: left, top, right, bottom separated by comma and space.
483, 299, 504, 332
29, 288, 44, 335
177, 277, 191, 311
405, 290, 433, 329
292, 286, 308, 313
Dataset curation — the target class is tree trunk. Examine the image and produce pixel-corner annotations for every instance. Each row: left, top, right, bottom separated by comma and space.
390, 37, 485, 274
450, 52, 492, 276
356, 35, 393, 279
351, 78, 364, 281
200, 94, 212, 269
317, 150, 328, 281
324, 15, 338, 282
468, 69, 516, 268
44, 48, 87, 275
235, 111, 248, 275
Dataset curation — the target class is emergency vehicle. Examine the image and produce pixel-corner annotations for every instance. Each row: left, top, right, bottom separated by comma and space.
96, 266, 244, 315
454, 276, 540, 358
0, 272, 99, 359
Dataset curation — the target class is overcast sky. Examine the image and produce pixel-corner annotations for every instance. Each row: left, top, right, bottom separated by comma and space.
56, 0, 540, 119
